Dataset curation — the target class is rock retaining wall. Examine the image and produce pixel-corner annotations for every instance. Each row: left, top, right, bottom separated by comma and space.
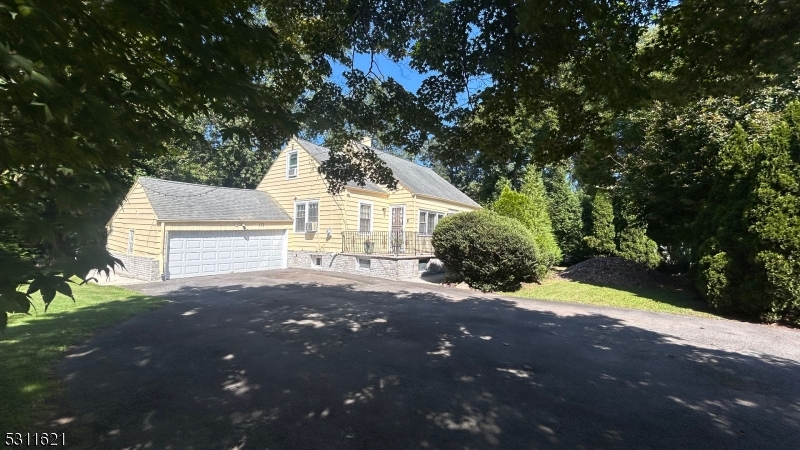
111, 253, 161, 282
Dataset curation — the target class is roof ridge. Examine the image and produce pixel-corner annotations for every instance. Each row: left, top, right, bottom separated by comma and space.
138, 177, 260, 193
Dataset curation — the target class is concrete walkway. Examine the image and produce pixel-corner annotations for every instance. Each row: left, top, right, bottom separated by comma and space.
57, 269, 800, 449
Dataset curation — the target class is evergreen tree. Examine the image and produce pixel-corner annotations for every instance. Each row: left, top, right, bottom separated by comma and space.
584, 191, 617, 256
616, 205, 662, 268
493, 172, 562, 277
695, 102, 800, 324
520, 169, 563, 271
543, 162, 583, 262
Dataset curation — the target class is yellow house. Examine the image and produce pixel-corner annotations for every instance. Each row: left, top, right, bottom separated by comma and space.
106, 137, 480, 281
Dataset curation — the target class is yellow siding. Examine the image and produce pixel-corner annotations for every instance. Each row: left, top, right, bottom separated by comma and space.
255, 138, 481, 252
256, 139, 347, 252
386, 188, 479, 234
107, 181, 163, 259
342, 188, 390, 233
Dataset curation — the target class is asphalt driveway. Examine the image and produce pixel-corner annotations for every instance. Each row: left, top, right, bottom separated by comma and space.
57, 269, 800, 449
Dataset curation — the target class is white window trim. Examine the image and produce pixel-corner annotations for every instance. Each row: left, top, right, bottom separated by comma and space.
418, 210, 445, 236
286, 150, 299, 179
127, 229, 135, 254
358, 201, 373, 234
294, 200, 319, 233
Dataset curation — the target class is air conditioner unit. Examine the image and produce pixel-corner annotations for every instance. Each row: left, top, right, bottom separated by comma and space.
287, 167, 297, 177
305, 222, 318, 232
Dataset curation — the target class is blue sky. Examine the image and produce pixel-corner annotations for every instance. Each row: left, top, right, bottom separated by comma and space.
329, 52, 428, 93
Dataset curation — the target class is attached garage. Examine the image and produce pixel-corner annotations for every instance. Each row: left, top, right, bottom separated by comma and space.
106, 177, 292, 281
166, 229, 286, 279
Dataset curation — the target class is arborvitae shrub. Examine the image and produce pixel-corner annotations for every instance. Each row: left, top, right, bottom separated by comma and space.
492, 172, 562, 277
543, 163, 583, 263
583, 191, 617, 256
695, 102, 800, 324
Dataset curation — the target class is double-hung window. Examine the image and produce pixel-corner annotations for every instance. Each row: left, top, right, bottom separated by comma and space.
359, 203, 372, 233
418, 211, 445, 235
295, 200, 319, 232
286, 151, 298, 178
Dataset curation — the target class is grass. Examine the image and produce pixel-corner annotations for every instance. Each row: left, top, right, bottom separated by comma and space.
506, 279, 718, 318
0, 282, 166, 431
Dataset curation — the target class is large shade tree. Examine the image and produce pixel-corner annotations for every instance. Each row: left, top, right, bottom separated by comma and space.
3, 0, 799, 326
0, 0, 434, 325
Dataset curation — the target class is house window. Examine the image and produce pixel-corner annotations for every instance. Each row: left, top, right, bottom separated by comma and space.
313, 256, 322, 267
358, 258, 371, 269
286, 151, 298, 178
418, 211, 445, 235
359, 203, 372, 233
295, 200, 319, 232
127, 229, 135, 254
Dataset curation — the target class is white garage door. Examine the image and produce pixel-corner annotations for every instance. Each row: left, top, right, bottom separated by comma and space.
166, 229, 286, 280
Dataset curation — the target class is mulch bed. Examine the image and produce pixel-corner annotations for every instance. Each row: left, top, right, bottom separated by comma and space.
554, 257, 689, 290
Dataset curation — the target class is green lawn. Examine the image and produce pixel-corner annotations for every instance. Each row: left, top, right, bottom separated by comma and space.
506, 279, 718, 318
0, 282, 166, 431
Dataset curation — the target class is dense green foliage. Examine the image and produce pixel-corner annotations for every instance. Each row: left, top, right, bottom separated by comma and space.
583, 192, 617, 257
0, 0, 427, 324
692, 105, 800, 323
432, 211, 541, 292
574, 89, 800, 322
616, 210, 662, 269
144, 116, 277, 189
2, 0, 799, 328
543, 163, 584, 262
492, 173, 561, 276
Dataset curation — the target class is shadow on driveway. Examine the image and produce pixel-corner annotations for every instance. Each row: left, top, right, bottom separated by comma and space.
57, 277, 800, 449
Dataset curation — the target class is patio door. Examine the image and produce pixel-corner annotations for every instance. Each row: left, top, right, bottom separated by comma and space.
390, 206, 405, 254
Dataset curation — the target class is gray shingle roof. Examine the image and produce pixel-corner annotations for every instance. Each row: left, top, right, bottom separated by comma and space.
138, 177, 291, 222
295, 139, 480, 207
295, 140, 385, 193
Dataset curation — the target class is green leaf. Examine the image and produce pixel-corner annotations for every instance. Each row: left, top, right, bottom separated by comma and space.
2, 291, 32, 314
26, 277, 42, 295
41, 287, 57, 312
55, 281, 74, 301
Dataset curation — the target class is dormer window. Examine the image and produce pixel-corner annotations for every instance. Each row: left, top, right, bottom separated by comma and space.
286, 151, 298, 178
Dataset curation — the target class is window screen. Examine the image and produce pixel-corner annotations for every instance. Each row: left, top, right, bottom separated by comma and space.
359, 204, 372, 232
287, 151, 298, 177
295, 203, 306, 232
308, 202, 319, 226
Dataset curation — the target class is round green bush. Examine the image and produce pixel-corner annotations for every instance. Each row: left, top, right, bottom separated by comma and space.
431, 210, 542, 292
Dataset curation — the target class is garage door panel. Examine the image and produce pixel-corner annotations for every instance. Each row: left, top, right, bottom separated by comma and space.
167, 229, 286, 280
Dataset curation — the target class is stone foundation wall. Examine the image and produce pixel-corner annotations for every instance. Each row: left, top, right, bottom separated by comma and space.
111, 253, 161, 282
287, 250, 438, 281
